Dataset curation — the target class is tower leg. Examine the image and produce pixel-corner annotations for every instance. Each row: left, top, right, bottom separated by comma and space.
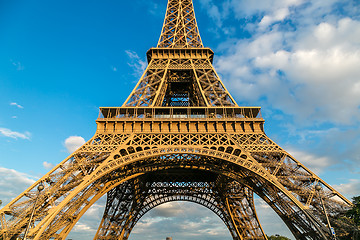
94, 178, 145, 240
215, 176, 267, 240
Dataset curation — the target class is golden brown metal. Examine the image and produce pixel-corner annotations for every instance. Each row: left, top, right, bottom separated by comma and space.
158, 0, 203, 48
0, 0, 353, 239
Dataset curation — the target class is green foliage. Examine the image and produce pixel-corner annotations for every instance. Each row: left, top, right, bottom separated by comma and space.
266, 234, 291, 240
347, 196, 360, 226
337, 196, 360, 240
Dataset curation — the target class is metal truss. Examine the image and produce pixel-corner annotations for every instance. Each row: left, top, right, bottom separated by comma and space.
0, 131, 352, 239
123, 52, 236, 107
94, 172, 266, 240
158, 0, 203, 48
0, 0, 354, 239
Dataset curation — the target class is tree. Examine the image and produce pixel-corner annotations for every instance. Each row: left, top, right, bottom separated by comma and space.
266, 234, 291, 240
345, 196, 360, 240
347, 196, 360, 226
336, 196, 360, 240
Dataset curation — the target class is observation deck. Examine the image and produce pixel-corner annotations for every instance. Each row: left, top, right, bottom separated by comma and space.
96, 107, 264, 133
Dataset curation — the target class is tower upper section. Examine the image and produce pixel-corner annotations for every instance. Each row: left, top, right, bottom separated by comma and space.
122, 0, 238, 108
157, 0, 203, 48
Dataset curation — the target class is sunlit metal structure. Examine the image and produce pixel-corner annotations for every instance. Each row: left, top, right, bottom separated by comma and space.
0, 0, 353, 239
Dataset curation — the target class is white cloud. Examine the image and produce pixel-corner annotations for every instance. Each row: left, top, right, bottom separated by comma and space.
207, 0, 360, 125
199, 0, 224, 28
0, 167, 37, 207
281, 126, 360, 173
132, 202, 232, 240
333, 179, 360, 199
259, 8, 290, 29
0, 127, 31, 140
111, 66, 117, 72
10, 60, 24, 71
64, 136, 85, 153
287, 149, 331, 175
73, 223, 92, 231
125, 50, 147, 78
216, 17, 360, 125
149, 201, 184, 218
229, 0, 303, 16
43, 161, 55, 170
10, 102, 24, 109
226, 0, 347, 27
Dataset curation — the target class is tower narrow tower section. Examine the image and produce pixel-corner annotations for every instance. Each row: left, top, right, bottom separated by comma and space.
158, 0, 203, 48
123, 0, 236, 107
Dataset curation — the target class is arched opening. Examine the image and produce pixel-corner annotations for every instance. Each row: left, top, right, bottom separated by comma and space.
130, 201, 233, 240
57, 187, 295, 240
91, 167, 263, 240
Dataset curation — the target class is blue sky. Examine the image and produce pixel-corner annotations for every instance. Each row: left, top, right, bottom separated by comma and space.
0, 0, 359, 239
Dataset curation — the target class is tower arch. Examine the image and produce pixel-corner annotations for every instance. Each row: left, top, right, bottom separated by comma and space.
12, 147, 330, 239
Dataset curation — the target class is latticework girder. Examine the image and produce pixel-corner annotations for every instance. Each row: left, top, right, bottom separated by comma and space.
94, 172, 266, 240
124, 54, 237, 107
0, 129, 353, 239
158, 0, 203, 48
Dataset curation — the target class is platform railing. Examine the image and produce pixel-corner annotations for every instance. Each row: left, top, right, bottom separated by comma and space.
98, 107, 263, 120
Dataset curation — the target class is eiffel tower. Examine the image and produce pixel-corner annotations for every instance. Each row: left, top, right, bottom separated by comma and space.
0, 0, 354, 239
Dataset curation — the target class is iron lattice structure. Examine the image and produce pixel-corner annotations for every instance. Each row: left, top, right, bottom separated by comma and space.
0, 0, 354, 239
